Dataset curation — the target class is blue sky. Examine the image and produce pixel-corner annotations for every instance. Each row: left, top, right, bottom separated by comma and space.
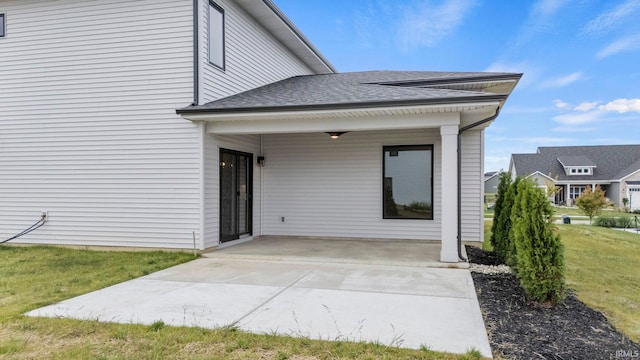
274, 0, 640, 172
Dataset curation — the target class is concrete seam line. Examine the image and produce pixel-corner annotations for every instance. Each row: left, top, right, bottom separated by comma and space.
228, 268, 316, 327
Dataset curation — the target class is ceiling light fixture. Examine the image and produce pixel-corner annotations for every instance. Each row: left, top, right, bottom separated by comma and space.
326, 132, 347, 139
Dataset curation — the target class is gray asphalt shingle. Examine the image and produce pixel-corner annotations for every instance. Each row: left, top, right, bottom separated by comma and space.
178, 71, 520, 113
512, 145, 640, 181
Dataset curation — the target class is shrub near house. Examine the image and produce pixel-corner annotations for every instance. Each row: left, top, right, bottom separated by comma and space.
492, 175, 566, 304
511, 179, 565, 304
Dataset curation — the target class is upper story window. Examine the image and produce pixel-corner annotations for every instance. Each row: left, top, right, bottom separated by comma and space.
1, 14, 6, 38
568, 167, 592, 175
208, 2, 225, 69
383, 145, 434, 220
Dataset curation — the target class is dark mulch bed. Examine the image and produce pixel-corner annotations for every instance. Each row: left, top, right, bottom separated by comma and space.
466, 246, 640, 360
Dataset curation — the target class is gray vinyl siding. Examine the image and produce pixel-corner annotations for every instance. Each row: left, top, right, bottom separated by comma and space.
484, 176, 500, 194
198, 0, 314, 103
203, 134, 261, 249
528, 173, 550, 186
0, 0, 199, 248
622, 170, 640, 206
609, 182, 621, 206
260, 130, 444, 241
460, 130, 483, 241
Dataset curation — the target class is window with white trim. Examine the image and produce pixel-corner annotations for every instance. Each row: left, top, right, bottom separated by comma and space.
208, 2, 224, 69
568, 167, 592, 175
569, 185, 587, 200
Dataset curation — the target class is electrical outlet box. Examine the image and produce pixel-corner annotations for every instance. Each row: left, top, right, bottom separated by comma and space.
42, 211, 48, 219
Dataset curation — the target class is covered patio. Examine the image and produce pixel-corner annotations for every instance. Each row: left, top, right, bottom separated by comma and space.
178, 71, 521, 262
211, 236, 468, 268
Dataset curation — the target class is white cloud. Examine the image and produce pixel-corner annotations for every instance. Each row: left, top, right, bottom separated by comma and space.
504, 0, 571, 51
598, 98, 640, 113
552, 125, 598, 133
552, 98, 640, 127
596, 34, 640, 58
553, 111, 602, 125
574, 101, 599, 111
553, 99, 571, 109
583, 0, 640, 34
533, 0, 571, 18
540, 72, 583, 88
521, 136, 572, 144
398, 0, 477, 50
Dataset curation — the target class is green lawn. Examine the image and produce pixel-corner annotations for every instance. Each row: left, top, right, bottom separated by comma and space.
482, 222, 640, 342
0, 245, 483, 359
558, 225, 640, 342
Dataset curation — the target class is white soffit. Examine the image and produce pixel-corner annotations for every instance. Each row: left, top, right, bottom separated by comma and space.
183, 102, 500, 123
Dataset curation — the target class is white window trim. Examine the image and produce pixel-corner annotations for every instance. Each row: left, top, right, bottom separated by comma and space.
208, 1, 225, 70
566, 166, 593, 176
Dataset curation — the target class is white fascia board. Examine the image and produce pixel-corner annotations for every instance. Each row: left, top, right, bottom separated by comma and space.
205, 112, 461, 135
526, 171, 556, 182
554, 180, 613, 185
483, 172, 500, 182
184, 102, 499, 122
617, 168, 640, 182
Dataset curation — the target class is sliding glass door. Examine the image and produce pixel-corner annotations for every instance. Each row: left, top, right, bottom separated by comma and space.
220, 149, 252, 242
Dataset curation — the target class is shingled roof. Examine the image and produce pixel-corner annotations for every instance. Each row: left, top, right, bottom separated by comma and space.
177, 71, 521, 114
511, 145, 640, 181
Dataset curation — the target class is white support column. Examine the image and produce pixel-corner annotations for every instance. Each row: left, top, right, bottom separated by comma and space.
440, 125, 459, 263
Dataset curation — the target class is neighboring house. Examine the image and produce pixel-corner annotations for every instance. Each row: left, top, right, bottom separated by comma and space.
484, 171, 500, 196
509, 145, 640, 210
0, 0, 520, 263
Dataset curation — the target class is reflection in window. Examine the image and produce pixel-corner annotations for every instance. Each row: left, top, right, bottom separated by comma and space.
383, 145, 433, 219
208, 2, 224, 69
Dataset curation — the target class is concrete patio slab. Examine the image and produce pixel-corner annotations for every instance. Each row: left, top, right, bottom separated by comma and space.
27, 239, 491, 357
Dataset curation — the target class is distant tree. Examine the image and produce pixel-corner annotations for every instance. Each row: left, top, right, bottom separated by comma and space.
575, 186, 608, 224
544, 173, 561, 202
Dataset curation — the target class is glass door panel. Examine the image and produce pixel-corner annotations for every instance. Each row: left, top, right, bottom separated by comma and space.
219, 149, 252, 243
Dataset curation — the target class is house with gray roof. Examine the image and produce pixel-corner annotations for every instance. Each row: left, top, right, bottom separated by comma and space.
484, 171, 501, 196
1, 0, 520, 263
509, 145, 640, 210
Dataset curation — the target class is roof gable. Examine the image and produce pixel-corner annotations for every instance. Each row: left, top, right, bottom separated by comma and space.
557, 155, 596, 167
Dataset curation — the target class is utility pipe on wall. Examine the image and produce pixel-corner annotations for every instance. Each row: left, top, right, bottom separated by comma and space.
457, 107, 500, 261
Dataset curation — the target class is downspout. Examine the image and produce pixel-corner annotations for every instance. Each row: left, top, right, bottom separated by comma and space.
192, 0, 199, 106
457, 107, 500, 261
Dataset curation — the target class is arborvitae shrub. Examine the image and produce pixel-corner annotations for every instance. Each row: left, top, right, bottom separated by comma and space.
490, 172, 510, 258
499, 177, 521, 268
491, 174, 520, 264
511, 179, 565, 304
